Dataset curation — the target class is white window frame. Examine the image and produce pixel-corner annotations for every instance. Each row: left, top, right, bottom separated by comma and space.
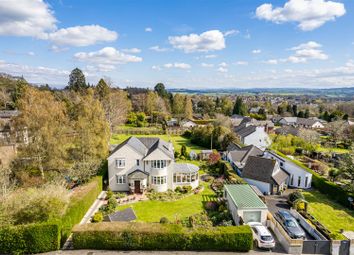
151, 176, 167, 185
115, 158, 125, 168
173, 172, 198, 184
116, 174, 126, 184
151, 160, 167, 169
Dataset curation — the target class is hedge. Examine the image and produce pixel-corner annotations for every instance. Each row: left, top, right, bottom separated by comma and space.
72, 222, 253, 252
59, 175, 103, 245
274, 150, 353, 208
0, 223, 60, 254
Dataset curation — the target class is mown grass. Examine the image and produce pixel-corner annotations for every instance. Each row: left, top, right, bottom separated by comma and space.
302, 190, 354, 239
117, 182, 215, 223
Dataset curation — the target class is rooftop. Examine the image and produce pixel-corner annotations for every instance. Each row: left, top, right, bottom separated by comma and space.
224, 184, 267, 209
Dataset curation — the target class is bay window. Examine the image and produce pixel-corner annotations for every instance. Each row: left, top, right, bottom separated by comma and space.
173, 172, 198, 183
151, 176, 167, 185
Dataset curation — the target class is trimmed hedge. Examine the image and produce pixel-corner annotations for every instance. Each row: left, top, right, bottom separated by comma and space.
274, 150, 353, 208
72, 222, 253, 252
60, 175, 103, 245
0, 223, 60, 254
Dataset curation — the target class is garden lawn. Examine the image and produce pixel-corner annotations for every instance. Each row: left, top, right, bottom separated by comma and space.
117, 182, 215, 222
302, 190, 354, 239
110, 134, 207, 154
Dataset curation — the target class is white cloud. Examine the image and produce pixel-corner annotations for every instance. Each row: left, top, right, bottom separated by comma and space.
149, 45, 170, 52
264, 59, 278, 65
152, 65, 162, 71
217, 67, 228, 73
205, 54, 217, 59
252, 49, 262, 54
256, 0, 346, 31
235, 61, 248, 66
168, 30, 226, 53
224, 29, 239, 36
49, 45, 68, 53
0, 0, 57, 38
27, 51, 35, 56
122, 48, 141, 54
163, 62, 191, 69
287, 41, 328, 63
219, 62, 228, 67
74, 47, 142, 72
145, 27, 152, 32
201, 63, 214, 68
45, 25, 117, 47
0, 1, 118, 47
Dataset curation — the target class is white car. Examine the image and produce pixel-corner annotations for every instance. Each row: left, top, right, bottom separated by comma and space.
247, 222, 276, 249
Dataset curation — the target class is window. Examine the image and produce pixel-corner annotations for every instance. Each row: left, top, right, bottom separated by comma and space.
116, 175, 126, 184
290, 175, 294, 186
280, 162, 284, 167
136, 159, 140, 166
305, 176, 309, 188
298, 176, 301, 187
151, 176, 167, 185
115, 158, 125, 168
151, 160, 167, 169
173, 172, 198, 183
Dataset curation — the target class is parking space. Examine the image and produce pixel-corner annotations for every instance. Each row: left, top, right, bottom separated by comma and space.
252, 228, 286, 253
265, 195, 315, 241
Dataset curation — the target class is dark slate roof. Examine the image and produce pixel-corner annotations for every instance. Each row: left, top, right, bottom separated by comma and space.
104, 208, 137, 222
234, 125, 257, 138
110, 136, 174, 159
242, 156, 276, 184
273, 168, 290, 185
275, 126, 301, 136
228, 145, 263, 165
127, 169, 149, 176
226, 142, 242, 152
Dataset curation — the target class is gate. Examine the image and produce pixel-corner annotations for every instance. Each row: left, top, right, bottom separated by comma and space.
339, 240, 350, 255
302, 240, 330, 254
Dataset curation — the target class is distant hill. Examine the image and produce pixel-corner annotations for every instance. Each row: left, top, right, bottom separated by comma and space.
168, 87, 354, 97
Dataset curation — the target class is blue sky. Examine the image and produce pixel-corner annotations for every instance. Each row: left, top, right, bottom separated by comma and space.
0, 0, 354, 88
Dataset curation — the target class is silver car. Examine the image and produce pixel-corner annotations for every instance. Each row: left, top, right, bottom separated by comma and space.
277, 210, 305, 239
248, 222, 276, 249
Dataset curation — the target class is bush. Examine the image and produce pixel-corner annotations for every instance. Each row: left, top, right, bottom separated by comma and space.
181, 185, 192, 194
204, 201, 218, 211
0, 223, 60, 254
160, 217, 169, 224
72, 222, 253, 252
288, 191, 304, 206
220, 161, 246, 184
92, 212, 103, 223
106, 188, 113, 200
175, 186, 183, 193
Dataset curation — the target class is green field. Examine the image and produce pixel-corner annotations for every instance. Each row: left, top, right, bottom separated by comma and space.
303, 190, 354, 239
118, 182, 215, 222
111, 134, 207, 154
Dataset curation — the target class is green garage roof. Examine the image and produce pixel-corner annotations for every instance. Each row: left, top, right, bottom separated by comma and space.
224, 184, 267, 209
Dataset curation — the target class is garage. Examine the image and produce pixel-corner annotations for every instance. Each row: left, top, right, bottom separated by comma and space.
224, 184, 269, 225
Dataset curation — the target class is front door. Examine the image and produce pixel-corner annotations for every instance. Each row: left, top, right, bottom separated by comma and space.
134, 180, 141, 193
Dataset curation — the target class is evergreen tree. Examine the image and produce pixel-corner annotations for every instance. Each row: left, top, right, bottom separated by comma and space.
184, 96, 193, 119
297, 111, 304, 118
292, 105, 298, 117
67, 68, 87, 92
233, 97, 247, 116
154, 83, 169, 98
304, 109, 310, 118
95, 79, 110, 101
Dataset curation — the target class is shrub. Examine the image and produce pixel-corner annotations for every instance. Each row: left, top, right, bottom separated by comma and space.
72, 222, 253, 252
160, 217, 169, 224
220, 161, 246, 184
106, 188, 113, 200
0, 223, 60, 254
106, 198, 118, 214
175, 186, 183, 193
181, 185, 192, 194
203, 175, 214, 183
204, 201, 218, 211
92, 212, 103, 223
288, 191, 304, 206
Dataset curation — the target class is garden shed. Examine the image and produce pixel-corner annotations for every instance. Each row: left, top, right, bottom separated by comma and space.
224, 184, 268, 225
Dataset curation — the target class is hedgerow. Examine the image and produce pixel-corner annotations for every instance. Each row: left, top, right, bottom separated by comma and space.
72, 222, 253, 252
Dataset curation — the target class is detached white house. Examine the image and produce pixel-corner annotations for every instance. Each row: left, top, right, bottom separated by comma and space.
234, 124, 271, 151
263, 150, 312, 189
180, 119, 197, 128
224, 184, 268, 225
108, 136, 199, 193
278, 117, 324, 129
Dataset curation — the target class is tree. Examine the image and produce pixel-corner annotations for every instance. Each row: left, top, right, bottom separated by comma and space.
67, 68, 87, 92
180, 145, 188, 158
298, 129, 320, 145
339, 153, 354, 192
146, 91, 159, 115
304, 109, 310, 118
16, 87, 70, 178
154, 83, 169, 98
343, 114, 349, 120
221, 97, 233, 116
172, 94, 185, 116
107, 90, 131, 131
292, 105, 298, 117
232, 97, 247, 116
297, 111, 304, 118
95, 78, 110, 101
184, 96, 193, 119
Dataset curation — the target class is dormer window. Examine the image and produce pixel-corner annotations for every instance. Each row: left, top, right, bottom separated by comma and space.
115, 158, 125, 168
137, 159, 140, 166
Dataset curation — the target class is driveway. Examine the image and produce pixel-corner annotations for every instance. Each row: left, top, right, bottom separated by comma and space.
265, 195, 315, 241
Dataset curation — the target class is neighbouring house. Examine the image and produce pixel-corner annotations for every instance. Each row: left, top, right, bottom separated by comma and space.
226, 145, 263, 173
166, 118, 178, 127
249, 106, 262, 114
274, 126, 302, 136
234, 124, 271, 151
198, 149, 213, 160
241, 156, 289, 195
180, 119, 198, 128
263, 150, 312, 189
230, 114, 245, 127
108, 136, 199, 193
224, 184, 268, 225
278, 117, 325, 129
239, 117, 274, 133
0, 110, 28, 145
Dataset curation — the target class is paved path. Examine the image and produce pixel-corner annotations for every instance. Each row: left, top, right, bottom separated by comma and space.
62, 191, 107, 250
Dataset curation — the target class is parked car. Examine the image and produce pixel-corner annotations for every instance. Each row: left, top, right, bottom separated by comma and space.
277, 210, 305, 239
248, 222, 276, 249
